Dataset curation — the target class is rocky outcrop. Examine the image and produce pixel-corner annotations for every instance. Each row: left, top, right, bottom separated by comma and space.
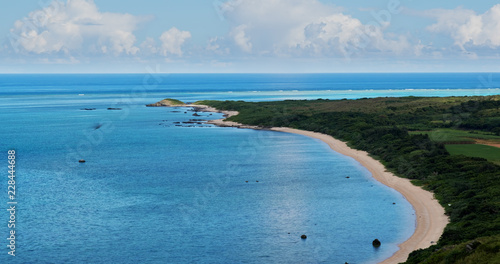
146, 99, 186, 107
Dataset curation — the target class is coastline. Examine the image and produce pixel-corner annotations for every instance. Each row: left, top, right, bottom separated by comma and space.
196, 104, 449, 263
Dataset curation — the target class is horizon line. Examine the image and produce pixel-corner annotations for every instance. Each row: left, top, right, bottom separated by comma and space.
1, 71, 500, 75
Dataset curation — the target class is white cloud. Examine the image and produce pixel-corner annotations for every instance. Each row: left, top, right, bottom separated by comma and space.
139, 37, 158, 55
427, 5, 500, 49
159, 27, 191, 57
9, 0, 144, 56
292, 14, 373, 55
205, 37, 231, 56
219, 0, 409, 57
206, 37, 220, 51
231, 25, 252, 53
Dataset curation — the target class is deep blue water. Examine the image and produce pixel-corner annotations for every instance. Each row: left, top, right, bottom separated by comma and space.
1, 73, 500, 94
0, 73, 499, 97
0, 73, 497, 263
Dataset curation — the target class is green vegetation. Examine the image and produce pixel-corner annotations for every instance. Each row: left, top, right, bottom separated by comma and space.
406, 234, 500, 264
146, 98, 185, 106
446, 145, 500, 165
197, 96, 500, 263
162, 98, 185, 105
409, 128, 500, 143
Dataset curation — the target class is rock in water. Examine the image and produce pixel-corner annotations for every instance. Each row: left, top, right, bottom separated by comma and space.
372, 239, 381, 247
301, 235, 307, 239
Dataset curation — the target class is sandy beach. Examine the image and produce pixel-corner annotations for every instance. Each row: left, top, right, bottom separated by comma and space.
271, 127, 449, 264
199, 105, 449, 264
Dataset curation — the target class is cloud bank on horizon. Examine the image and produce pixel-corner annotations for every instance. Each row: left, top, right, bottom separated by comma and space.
2, 0, 500, 72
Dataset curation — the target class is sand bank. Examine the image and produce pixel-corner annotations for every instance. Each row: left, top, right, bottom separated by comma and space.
196, 105, 449, 263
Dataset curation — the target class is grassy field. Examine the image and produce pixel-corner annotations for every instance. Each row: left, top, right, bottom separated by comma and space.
410, 128, 500, 143
445, 144, 500, 165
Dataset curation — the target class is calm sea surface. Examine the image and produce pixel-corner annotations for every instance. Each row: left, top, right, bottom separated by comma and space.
0, 73, 498, 263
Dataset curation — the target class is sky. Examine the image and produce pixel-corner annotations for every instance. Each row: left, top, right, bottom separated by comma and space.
1, 0, 500, 73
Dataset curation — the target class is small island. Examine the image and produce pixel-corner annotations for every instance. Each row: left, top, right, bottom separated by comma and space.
146, 98, 186, 107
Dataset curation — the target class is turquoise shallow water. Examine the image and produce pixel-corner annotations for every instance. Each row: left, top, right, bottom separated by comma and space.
2, 73, 496, 263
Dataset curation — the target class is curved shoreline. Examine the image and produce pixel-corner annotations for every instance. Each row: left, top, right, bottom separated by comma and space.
271, 127, 449, 263
198, 105, 449, 263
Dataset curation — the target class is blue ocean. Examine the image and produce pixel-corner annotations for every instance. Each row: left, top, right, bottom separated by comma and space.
0, 73, 498, 263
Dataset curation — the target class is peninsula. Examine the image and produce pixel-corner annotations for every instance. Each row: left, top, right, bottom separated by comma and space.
148, 96, 500, 263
